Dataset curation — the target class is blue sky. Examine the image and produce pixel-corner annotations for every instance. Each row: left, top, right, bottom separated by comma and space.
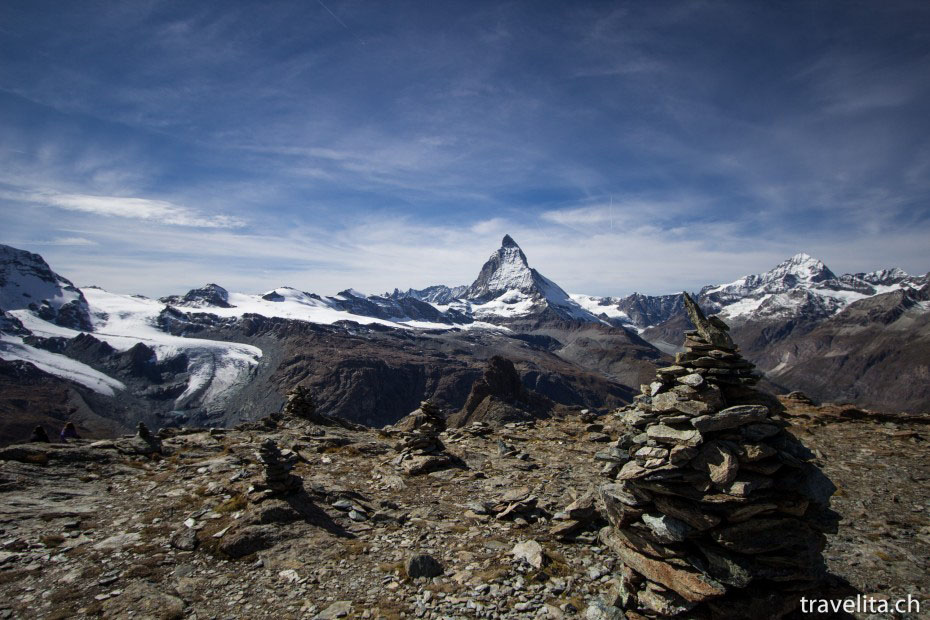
1, 1, 929, 297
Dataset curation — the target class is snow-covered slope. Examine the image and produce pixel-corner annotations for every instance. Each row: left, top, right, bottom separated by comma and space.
703, 253, 837, 300
569, 294, 634, 326
196, 286, 478, 330
0, 333, 126, 396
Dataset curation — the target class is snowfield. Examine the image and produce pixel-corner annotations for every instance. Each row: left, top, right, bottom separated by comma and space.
8, 288, 263, 410
207, 287, 461, 330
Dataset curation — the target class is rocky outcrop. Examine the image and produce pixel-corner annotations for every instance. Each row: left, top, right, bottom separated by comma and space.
594, 294, 837, 618
450, 356, 553, 427
160, 283, 234, 308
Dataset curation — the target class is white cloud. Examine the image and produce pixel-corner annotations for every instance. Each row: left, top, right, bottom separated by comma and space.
6, 190, 246, 229
18, 204, 927, 301
30, 236, 99, 246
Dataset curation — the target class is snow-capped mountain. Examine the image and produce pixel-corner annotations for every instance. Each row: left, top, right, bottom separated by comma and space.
2, 239, 928, 438
0, 244, 92, 331
399, 235, 599, 323
578, 252, 926, 332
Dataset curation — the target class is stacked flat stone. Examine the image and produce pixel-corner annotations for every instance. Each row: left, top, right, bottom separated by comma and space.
257, 439, 301, 494
596, 293, 836, 619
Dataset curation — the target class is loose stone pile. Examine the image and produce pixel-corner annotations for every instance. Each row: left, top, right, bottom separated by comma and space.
389, 401, 462, 475
595, 293, 837, 618
255, 439, 302, 495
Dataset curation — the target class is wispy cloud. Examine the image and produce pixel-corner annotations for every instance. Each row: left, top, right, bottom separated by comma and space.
4, 190, 246, 229
27, 236, 99, 246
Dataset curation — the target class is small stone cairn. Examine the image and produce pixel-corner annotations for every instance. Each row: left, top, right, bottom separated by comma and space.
595, 293, 837, 618
256, 439, 302, 495
115, 422, 164, 455
390, 400, 461, 475
282, 385, 323, 422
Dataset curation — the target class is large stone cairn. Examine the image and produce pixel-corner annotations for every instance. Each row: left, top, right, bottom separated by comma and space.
256, 439, 302, 495
596, 293, 837, 619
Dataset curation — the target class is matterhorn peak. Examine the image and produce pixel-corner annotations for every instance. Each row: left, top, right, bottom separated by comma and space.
463, 235, 534, 302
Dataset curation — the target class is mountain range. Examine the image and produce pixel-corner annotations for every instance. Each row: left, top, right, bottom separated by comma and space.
0, 236, 927, 444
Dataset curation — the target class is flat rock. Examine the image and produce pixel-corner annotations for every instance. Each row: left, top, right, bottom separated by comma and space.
638, 581, 697, 616
698, 441, 739, 486
652, 495, 721, 530
677, 373, 705, 388
101, 581, 184, 620
710, 518, 820, 554
608, 537, 727, 603
690, 405, 769, 433
646, 425, 703, 447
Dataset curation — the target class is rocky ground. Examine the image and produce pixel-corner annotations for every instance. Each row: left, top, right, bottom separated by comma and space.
0, 398, 927, 619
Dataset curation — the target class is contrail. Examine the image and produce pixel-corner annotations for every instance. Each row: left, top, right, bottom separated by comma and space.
316, 0, 349, 30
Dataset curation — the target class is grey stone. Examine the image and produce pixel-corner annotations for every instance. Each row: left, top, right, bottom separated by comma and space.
697, 441, 739, 486
638, 581, 698, 616
511, 539, 546, 569
678, 373, 705, 387
584, 601, 625, 620
169, 527, 198, 551
314, 601, 353, 619
641, 512, 694, 543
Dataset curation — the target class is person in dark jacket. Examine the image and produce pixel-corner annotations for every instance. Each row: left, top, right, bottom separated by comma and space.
29, 425, 50, 443
60, 422, 80, 442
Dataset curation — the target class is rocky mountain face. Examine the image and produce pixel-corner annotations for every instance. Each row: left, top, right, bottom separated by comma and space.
449, 356, 554, 427
388, 284, 468, 305
454, 235, 599, 323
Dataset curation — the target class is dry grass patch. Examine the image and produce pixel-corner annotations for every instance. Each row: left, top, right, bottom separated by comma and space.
215, 494, 247, 513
